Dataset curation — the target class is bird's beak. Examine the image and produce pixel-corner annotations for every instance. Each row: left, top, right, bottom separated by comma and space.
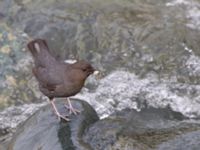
93, 70, 101, 80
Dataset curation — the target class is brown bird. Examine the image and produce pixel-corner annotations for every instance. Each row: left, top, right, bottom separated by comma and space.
27, 39, 97, 121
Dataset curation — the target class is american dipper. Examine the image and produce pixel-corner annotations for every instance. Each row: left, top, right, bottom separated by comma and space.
27, 39, 97, 121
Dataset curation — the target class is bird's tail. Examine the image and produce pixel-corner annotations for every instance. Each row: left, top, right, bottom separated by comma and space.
27, 39, 49, 56
27, 39, 55, 67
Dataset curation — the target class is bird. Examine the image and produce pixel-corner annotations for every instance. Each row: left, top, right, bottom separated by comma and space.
27, 39, 97, 121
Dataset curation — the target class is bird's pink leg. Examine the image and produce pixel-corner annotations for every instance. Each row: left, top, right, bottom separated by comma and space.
50, 99, 70, 121
65, 98, 80, 115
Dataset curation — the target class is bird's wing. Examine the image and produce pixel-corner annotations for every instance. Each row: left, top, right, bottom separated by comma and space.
33, 66, 63, 91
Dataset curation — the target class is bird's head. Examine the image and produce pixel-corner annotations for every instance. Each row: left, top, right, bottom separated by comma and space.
71, 60, 98, 78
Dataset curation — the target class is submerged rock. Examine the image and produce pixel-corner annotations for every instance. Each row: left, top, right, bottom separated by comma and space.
8, 99, 99, 150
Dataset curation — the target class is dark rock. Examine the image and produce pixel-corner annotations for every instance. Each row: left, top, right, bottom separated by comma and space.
158, 130, 200, 150
0, 133, 12, 150
83, 107, 200, 150
8, 99, 99, 150
0, 103, 46, 150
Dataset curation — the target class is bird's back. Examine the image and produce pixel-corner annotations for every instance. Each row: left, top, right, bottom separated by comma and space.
27, 39, 63, 89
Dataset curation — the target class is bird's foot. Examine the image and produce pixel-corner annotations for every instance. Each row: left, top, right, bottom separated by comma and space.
65, 98, 80, 115
65, 104, 80, 115
50, 100, 70, 122
55, 112, 70, 122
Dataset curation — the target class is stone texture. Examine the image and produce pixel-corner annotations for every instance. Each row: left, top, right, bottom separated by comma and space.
8, 99, 99, 150
83, 107, 200, 150
0, 23, 44, 109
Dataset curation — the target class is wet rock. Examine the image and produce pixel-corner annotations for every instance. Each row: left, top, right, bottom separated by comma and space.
83, 107, 200, 150
8, 99, 99, 150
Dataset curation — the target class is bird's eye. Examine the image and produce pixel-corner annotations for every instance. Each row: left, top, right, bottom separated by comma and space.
82, 68, 87, 72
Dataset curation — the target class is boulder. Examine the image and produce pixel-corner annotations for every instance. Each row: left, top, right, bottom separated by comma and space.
83, 107, 200, 150
8, 99, 99, 150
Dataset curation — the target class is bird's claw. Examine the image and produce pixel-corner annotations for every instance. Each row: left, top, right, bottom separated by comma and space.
50, 100, 70, 122
56, 113, 70, 122
65, 104, 80, 115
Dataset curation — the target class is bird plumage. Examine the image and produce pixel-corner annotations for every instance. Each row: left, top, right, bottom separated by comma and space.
27, 39, 94, 99
27, 39, 95, 121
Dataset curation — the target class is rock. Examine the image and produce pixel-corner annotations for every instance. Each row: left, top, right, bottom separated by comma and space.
83, 107, 200, 150
2, 0, 200, 84
76, 70, 200, 119
157, 130, 200, 150
0, 103, 46, 150
1, 0, 200, 115
0, 23, 45, 109
1, 0, 200, 149
8, 99, 99, 150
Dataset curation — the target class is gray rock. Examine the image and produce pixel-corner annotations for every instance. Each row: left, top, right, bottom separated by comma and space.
8, 99, 99, 150
83, 107, 200, 150
2, 0, 200, 82
1, 0, 200, 149
1, 0, 200, 115
0, 23, 44, 109
0, 103, 46, 150
158, 130, 200, 150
